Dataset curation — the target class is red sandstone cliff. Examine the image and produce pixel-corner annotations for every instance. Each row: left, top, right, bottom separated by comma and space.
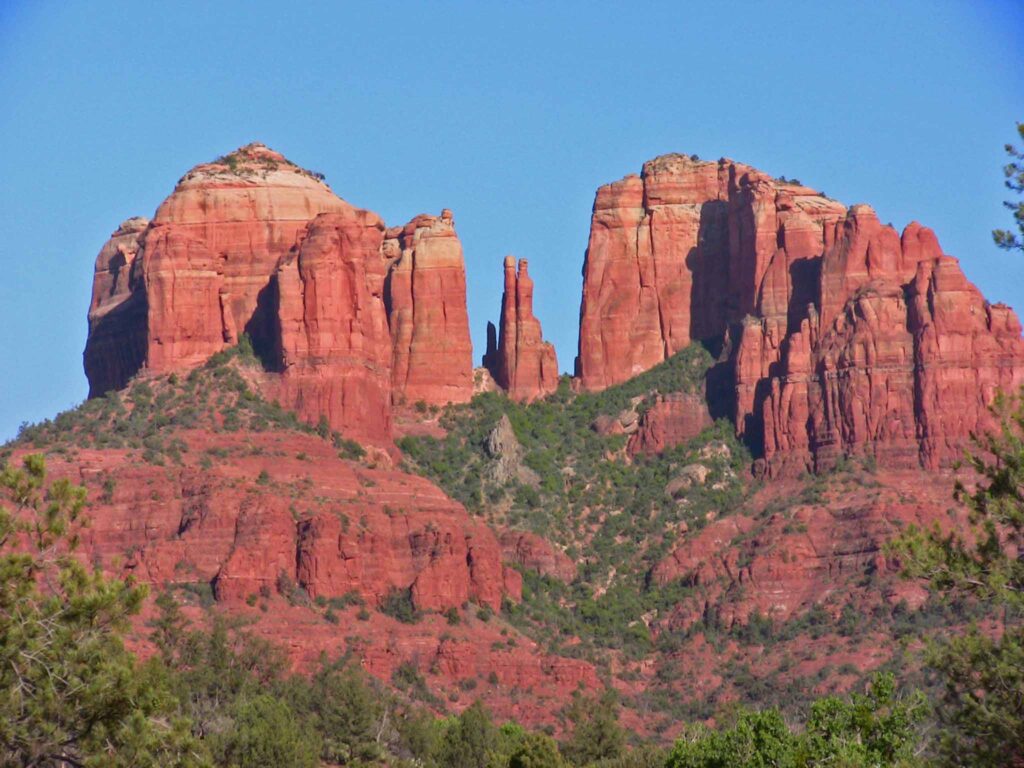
484, 256, 559, 402
577, 154, 1024, 473
273, 210, 393, 445
83, 144, 481, 445
141, 144, 351, 373
84, 217, 150, 396
383, 210, 474, 406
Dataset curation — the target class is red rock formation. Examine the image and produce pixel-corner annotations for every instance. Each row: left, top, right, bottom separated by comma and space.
25, 418, 517, 614
383, 210, 474, 406
651, 470, 961, 628
578, 154, 1024, 473
485, 257, 559, 401
273, 209, 393, 445
498, 529, 577, 583
626, 393, 713, 456
756, 206, 1024, 475
140, 143, 350, 372
575, 154, 845, 391
82, 145, 491, 446
84, 217, 149, 396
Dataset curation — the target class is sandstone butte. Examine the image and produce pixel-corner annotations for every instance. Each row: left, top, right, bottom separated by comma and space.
482, 256, 559, 402
576, 153, 1024, 475
84, 143, 477, 446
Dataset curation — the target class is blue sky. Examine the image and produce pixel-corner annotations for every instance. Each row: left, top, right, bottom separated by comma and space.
1, 1, 1021, 440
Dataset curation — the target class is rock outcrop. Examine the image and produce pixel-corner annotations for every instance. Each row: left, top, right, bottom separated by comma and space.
140, 144, 351, 373
273, 210, 393, 444
84, 217, 150, 396
383, 210, 474, 406
577, 154, 1024, 473
626, 393, 713, 456
498, 530, 577, 583
83, 144, 484, 447
752, 206, 1024, 475
484, 257, 559, 402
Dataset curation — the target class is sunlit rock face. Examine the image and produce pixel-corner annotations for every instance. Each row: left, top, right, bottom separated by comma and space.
577, 154, 1024, 472
483, 256, 559, 402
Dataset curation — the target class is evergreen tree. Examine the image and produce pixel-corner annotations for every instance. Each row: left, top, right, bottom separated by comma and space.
893, 392, 1024, 766
993, 121, 1024, 252
562, 689, 626, 766
0, 454, 206, 767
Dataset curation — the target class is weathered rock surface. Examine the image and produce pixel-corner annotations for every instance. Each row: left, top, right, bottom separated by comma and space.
486, 414, 540, 487
754, 206, 1024, 475
12, 416, 606, 728
141, 143, 351, 373
651, 470, 958, 629
575, 154, 846, 391
498, 529, 577, 583
273, 210, 393, 445
84, 217, 149, 396
485, 257, 559, 402
383, 210, 474, 406
83, 145, 486, 446
627, 393, 713, 456
577, 154, 1024, 473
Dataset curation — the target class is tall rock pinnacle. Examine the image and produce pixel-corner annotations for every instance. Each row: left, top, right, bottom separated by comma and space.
485, 256, 559, 402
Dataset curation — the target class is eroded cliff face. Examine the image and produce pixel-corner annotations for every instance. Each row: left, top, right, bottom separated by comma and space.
83, 145, 480, 446
383, 210, 474, 406
578, 154, 1024, 473
141, 143, 351, 372
272, 210, 393, 445
484, 256, 559, 402
575, 154, 847, 391
84, 217, 150, 396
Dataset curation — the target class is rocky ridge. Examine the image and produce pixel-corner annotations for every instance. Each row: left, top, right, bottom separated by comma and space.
576, 153, 1024, 474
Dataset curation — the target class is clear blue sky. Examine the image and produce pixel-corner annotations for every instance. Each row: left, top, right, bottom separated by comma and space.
1, 1, 1021, 441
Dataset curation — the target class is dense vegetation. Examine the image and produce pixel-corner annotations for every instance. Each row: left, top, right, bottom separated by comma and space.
401, 345, 751, 665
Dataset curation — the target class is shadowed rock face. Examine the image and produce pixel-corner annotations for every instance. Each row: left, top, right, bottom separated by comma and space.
383, 210, 474, 406
578, 154, 1024, 473
484, 256, 559, 402
84, 217, 150, 396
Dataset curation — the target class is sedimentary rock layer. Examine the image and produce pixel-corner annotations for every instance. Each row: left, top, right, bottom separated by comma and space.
273, 210, 393, 444
83, 144, 481, 445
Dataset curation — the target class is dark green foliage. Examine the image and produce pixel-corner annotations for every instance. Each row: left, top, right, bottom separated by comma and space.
509, 731, 567, 768
401, 345, 749, 664
562, 690, 626, 766
0, 456, 205, 767
380, 585, 420, 623
214, 695, 317, 768
993, 121, 1024, 252
434, 701, 498, 768
892, 390, 1024, 766
665, 674, 926, 767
